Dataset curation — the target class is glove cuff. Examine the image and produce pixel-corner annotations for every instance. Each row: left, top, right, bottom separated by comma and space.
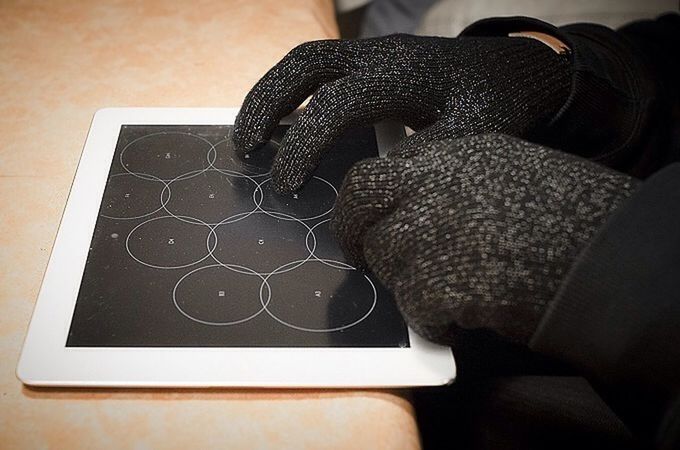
461, 16, 658, 176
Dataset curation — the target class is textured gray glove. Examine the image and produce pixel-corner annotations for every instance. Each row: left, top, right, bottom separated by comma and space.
233, 34, 571, 193
331, 134, 639, 345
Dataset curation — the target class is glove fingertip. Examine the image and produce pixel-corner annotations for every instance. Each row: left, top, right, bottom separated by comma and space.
233, 137, 262, 158
232, 120, 265, 157
330, 157, 409, 271
271, 178, 300, 195
329, 211, 368, 269
270, 162, 306, 195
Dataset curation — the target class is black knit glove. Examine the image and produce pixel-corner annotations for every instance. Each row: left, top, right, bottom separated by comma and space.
331, 134, 639, 345
233, 34, 571, 193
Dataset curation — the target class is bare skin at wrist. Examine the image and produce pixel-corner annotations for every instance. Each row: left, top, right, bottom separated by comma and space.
508, 31, 570, 55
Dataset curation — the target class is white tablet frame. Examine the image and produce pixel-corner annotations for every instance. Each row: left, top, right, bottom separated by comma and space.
17, 108, 456, 388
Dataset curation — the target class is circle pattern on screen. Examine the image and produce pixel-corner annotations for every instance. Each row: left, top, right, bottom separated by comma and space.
102, 130, 376, 333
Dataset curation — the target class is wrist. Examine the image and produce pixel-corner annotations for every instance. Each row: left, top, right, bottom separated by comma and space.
508, 31, 570, 55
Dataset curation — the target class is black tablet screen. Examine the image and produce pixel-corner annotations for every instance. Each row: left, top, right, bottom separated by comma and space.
66, 125, 409, 347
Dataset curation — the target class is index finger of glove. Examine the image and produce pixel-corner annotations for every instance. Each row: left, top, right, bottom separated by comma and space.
271, 74, 416, 194
233, 40, 350, 155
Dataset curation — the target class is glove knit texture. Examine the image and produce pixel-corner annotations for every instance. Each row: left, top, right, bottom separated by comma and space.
234, 34, 572, 192
331, 134, 638, 344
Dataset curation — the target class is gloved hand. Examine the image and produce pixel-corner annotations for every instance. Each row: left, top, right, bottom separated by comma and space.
233, 34, 571, 193
331, 134, 638, 345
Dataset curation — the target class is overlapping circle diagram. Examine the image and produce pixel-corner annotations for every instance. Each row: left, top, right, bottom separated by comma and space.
101, 130, 377, 333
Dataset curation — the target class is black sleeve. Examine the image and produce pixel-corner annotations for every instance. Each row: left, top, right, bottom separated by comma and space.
459, 14, 680, 179
528, 163, 680, 447
528, 164, 680, 388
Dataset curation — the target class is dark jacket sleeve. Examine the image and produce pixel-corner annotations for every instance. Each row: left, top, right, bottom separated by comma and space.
530, 164, 680, 448
530, 164, 680, 385
460, 15, 680, 447
458, 10, 680, 390
460, 14, 680, 179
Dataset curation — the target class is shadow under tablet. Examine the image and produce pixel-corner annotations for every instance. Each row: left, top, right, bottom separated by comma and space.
67, 125, 410, 347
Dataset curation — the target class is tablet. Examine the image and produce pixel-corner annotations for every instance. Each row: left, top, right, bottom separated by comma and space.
17, 108, 456, 388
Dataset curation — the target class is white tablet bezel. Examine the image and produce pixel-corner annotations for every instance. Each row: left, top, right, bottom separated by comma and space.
17, 107, 456, 388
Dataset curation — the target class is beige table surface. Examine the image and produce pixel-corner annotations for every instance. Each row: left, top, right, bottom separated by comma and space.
0, 1, 420, 448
